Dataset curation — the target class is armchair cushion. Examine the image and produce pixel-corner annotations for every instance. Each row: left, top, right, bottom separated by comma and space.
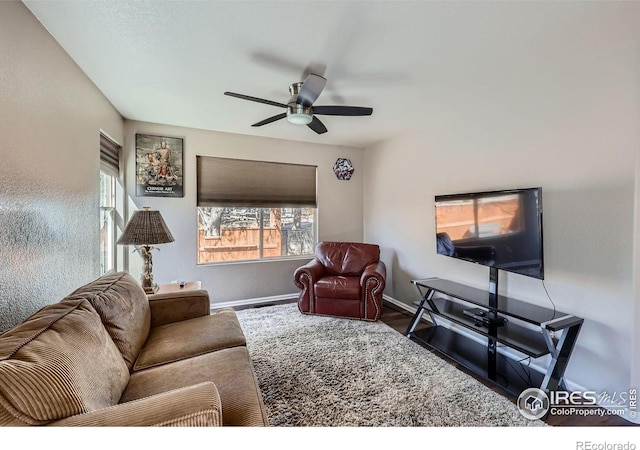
315, 276, 360, 300
315, 241, 380, 276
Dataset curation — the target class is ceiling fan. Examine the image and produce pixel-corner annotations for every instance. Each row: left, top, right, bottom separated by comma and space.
224, 74, 373, 134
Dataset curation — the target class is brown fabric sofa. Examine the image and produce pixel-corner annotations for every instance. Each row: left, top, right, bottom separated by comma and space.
0, 271, 268, 427
294, 241, 386, 321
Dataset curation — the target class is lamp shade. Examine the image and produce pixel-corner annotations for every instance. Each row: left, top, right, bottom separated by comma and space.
117, 207, 174, 246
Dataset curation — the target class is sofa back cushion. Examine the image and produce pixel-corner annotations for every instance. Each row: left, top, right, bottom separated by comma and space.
0, 299, 130, 425
315, 242, 380, 276
66, 271, 150, 370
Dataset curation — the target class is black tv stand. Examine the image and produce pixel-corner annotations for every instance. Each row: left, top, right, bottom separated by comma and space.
405, 277, 583, 398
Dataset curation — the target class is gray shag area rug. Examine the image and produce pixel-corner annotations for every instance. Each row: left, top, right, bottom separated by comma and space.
236, 303, 545, 427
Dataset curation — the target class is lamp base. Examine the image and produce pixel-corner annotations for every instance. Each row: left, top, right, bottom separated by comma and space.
143, 284, 159, 295
138, 245, 158, 295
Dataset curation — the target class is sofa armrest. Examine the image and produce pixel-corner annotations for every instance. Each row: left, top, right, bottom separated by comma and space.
147, 289, 210, 327
293, 259, 325, 289
47, 382, 222, 427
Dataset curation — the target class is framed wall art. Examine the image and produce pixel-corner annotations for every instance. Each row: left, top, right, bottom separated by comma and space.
135, 134, 184, 197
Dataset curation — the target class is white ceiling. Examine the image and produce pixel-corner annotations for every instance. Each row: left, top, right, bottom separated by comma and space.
23, 1, 640, 149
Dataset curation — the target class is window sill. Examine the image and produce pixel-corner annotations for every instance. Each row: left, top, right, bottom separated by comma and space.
196, 255, 314, 268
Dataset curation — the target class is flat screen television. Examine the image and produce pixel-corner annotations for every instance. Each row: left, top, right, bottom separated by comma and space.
435, 187, 544, 280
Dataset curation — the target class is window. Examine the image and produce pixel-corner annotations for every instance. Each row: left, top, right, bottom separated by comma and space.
99, 134, 121, 275
100, 170, 116, 274
196, 156, 317, 264
197, 207, 316, 263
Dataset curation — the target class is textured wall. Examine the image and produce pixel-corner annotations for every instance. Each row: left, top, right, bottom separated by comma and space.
0, 2, 123, 333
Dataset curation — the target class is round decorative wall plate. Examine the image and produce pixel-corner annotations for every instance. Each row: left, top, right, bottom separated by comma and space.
333, 158, 354, 180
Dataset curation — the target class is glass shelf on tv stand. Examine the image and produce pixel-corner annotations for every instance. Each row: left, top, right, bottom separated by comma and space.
405, 277, 583, 397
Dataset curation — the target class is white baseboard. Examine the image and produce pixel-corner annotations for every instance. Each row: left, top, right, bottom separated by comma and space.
383, 294, 434, 325
221, 293, 420, 313
383, 294, 413, 312
211, 293, 298, 311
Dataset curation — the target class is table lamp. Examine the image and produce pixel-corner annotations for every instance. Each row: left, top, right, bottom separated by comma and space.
117, 207, 174, 294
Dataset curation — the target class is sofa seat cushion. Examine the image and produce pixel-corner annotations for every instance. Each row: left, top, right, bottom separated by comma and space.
122, 346, 268, 426
314, 276, 361, 300
66, 271, 150, 371
0, 299, 129, 426
133, 308, 246, 371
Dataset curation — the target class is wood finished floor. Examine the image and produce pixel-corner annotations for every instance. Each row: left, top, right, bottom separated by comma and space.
379, 302, 636, 427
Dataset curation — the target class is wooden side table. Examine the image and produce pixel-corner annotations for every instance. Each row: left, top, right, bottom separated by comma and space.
155, 281, 202, 295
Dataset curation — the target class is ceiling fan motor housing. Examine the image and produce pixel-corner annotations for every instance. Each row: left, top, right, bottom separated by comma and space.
287, 82, 313, 124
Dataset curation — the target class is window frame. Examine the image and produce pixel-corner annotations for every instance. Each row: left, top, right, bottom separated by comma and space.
99, 167, 117, 275
196, 206, 318, 265
99, 132, 122, 276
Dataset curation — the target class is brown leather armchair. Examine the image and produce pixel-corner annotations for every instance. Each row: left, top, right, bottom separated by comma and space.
294, 242, 386, 321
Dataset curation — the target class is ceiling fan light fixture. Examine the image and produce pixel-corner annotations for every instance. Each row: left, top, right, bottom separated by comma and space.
287, 113, 313, 125
286, 105, 313, 125
225, 73, 373, 134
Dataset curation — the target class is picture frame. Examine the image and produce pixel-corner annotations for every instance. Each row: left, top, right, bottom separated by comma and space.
135, 134, 184, 197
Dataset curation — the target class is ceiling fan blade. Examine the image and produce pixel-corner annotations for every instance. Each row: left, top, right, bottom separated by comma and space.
307, 116, 328, 134
252, 113, 287, 127
224, 92, 287, 109
313, 106, 373, 116
297, 74, 327, 107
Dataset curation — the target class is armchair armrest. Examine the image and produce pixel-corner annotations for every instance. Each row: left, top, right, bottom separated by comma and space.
360, 261, 386, 321
147, 289, 210, 327
293, 259, 325, 289
48, 382, 222, 427
360, 261, 386, 288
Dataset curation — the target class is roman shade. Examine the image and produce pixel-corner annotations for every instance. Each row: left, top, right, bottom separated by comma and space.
196, 156, 317, 207
100, 133, 120, 174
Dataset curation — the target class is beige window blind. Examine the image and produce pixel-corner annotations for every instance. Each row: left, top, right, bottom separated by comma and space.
100, 133, 120, 174
197, 156, 317, 207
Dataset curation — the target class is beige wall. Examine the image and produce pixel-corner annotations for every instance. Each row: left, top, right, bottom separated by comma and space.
0, 2, 124, 332
123, 120, 363, 304
363, 39, 638, 409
